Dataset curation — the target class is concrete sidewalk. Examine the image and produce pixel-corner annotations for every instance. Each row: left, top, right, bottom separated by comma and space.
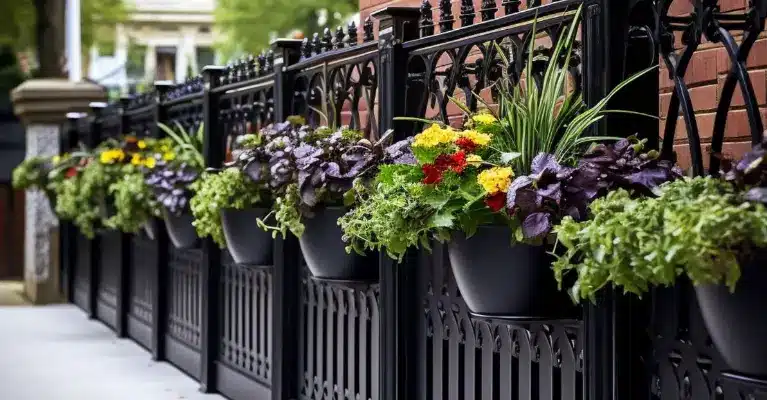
0, 305, 225, 400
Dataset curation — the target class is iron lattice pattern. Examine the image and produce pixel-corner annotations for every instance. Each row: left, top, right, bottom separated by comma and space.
129, 234, 155, 324
97, 231, 120, 309
298, 271, 380, 400
418, 245, 584, 399
289, 42, 379, 138
74, 233, 91, 311
218, 253, 273, 386
167, 246, 203, 349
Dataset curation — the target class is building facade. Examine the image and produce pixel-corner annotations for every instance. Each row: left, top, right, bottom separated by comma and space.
88, 0, 218, 95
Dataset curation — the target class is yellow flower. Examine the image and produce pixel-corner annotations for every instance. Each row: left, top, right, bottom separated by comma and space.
457, 130, 492, 147
52, 155, 60, 164
137, 140, 147, 149
472, 113, 497, 125
412, 124, 457, 148
163, 152, 176, 161
467, 154, 483, 166
477, 167, 514, 195
99, 149, 125, 164
144, 157, 157, 169
130, 154, 143, 165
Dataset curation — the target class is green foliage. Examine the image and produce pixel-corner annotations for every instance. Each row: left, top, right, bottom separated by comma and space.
0, 0, 127, 57
158, 122, 205, 168
55, 160, 113, 239
190, 167, 267, 248
476, 7, 654, 174
214, 0, 357, 58
258, 183, 305, 238
553, 177, 767, 303
104, 169, 158, 233
12, 156, 50, 191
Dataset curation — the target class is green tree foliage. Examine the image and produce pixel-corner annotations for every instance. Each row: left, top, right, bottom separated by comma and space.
0, 0, 126, 77
215, 0, 357, 59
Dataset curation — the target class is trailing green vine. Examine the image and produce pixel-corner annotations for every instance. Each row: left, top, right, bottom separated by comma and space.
553, 177, 767, 303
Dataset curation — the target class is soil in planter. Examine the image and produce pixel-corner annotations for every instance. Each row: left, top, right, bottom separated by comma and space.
695, 251, 767, 377
162, 208, 199, 249
448, 226, 576, 318
299, 206, 378, 281
221, 207, 273, 266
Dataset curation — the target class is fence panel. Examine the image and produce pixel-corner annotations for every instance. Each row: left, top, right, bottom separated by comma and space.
210, 60, 277, 399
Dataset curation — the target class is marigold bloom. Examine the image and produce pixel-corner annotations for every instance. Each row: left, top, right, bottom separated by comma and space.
457, 130, 492, 147
450, 151, 467, 173
467, 154, 483, 166
99, 149, 126, 164
472, 113, 497, 125
131, 154, 143, 165
144, 157, 157, 169
137, 140, 147, 149
477, 167, 514, 195
485, 192, 506, 212
412, 124, 457, 148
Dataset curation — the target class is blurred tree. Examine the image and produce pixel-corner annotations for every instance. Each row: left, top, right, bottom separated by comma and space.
215, 0, 357, 60
0, 0, 126, 78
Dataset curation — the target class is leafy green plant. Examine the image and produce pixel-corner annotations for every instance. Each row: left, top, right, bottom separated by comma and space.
190, 167, 268, 247
157, 122, 205, 168
12, 156, 52, 191
553, 177, 767, 303
104, 170, 159, 233
55, 158, 111, 238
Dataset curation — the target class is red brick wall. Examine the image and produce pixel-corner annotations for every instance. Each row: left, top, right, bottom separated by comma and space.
361, 0, 767, 169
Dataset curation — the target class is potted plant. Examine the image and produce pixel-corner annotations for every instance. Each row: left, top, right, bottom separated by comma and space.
339, 10, 671, 317
103, 137, 171, 239
53, 138, 143, 238
253, 117, 390, 281
190, 135, 273, 264
146, 122, 204, 249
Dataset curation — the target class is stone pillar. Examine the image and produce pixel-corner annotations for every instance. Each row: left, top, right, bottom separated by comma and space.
10, 79, 106, 304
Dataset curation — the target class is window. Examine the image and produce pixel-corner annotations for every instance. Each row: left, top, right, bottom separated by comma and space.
196, 47, 215, 70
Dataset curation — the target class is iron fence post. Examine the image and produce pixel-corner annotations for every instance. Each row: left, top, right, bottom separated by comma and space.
199, 66, 226, 393
581, 0, 656, 398
270, 38, 303, 400
151, 82, 173, 361
62, 113, 82, 304
115, 96, 133, 338
87, 102, 106, 320
371, 8, 421, 400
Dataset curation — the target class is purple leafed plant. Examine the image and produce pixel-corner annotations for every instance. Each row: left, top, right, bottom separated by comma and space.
507, 137, 683, 239
721, 136, 767, 204
145, 161, 199, 215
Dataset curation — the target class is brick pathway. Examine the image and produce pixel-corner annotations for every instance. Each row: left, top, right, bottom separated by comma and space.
0, 305, 225, 400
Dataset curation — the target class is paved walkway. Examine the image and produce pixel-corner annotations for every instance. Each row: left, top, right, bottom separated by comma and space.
0, 304, 225, 400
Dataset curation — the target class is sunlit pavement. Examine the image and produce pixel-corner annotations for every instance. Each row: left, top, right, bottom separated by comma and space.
0, 305, 225, 400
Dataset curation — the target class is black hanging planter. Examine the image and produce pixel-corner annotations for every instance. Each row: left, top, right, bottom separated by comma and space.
162, 208, 199, 249
298, 206, 378, 281
447, 225, 575, 318
221, 207, 273, 266
695, 250, 767, 378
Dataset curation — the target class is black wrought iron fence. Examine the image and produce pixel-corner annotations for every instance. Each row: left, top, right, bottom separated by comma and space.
59, 0, 767, 399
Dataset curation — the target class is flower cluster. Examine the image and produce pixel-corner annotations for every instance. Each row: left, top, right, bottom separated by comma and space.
477, 167, 514, 211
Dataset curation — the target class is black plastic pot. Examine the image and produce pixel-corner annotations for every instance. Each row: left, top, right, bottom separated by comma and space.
447, 226, 575, 317
298, 206, 378, 281
694, 250, 767, 377
221, 207, 273, 266
162, 208, 199, 249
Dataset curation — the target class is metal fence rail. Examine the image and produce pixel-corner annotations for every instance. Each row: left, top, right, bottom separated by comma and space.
59, 0, 767, 399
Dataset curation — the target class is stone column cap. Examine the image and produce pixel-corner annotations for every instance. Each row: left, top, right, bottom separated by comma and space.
11, 79, 107, 125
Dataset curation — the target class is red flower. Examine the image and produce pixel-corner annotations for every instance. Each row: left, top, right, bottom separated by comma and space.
485, 192, 506, 212
65, 167, 78, 178
422, 164, 443, 184
433, 154, 452, 171
455, 137, 477, 153
450, 151, 467, 173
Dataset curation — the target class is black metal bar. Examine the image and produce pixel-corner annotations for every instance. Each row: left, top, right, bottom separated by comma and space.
269, 38, 303, 400
371, 7, 421, 400
87, 102, 107, 320
199, 65, 226, 393
63, 113, 83, 304
115, 97, 133, 338
151, 82, 173, 361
